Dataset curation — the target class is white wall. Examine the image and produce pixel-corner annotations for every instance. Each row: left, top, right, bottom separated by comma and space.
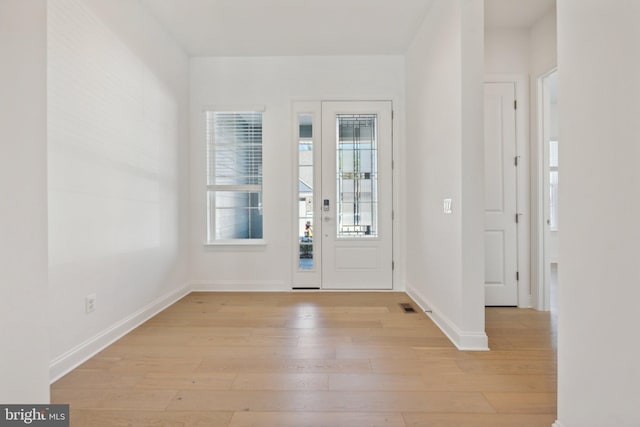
485, 28, 530, 74
0, 0, 50, 403
530, 8, 558, 79
189, 56, 404, 290
47, 0, 190, 379
405, 0, 487, 350
557, 1, 640, 426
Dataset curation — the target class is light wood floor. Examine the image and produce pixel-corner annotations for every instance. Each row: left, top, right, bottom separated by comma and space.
51, 292, 557, 426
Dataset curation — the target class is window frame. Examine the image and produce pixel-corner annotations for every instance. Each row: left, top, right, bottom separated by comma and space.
204, 106, 266, 246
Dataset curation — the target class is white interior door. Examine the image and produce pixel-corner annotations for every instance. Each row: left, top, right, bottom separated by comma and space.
320, 101, 393, 290
484, 83, 519, 306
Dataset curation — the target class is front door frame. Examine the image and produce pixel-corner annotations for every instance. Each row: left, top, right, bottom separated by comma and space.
291, 99, 397, 290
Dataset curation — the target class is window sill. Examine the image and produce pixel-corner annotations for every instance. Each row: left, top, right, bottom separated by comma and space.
204, 239, 267, 247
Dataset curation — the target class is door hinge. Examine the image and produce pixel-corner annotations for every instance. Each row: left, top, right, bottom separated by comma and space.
392, 110, 394, 120
392, 160, 394, 170
514, 100, 517, 110
516, 271, 520, 281
392, 261, 395, 270
514, 156, 520, 167
515, 213, 521, 224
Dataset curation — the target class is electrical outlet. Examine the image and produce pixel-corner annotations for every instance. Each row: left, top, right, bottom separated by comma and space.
85, 293, 96, 313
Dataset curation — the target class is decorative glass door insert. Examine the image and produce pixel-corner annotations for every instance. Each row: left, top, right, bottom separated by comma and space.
336, 114, 379, 238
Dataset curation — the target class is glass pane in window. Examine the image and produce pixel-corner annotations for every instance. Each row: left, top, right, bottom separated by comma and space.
207, 112, 262, 186
336, 114, 378, 238
298, 114, 314, 270
550, 140, 559, 168
549, 171, 558, 231
209, 190, 263, 240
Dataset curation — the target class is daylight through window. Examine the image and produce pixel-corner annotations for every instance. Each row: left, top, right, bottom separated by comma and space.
206, 111, 263, 241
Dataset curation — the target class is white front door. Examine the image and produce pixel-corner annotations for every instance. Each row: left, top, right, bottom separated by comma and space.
320, 101, 393, 290
484, 83, 519, 306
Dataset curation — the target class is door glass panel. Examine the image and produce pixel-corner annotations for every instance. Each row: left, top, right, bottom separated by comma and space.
336, 114, 378, 238
298, 114, 314, 270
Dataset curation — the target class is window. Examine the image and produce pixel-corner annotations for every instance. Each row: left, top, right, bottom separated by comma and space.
206, 111, 263, 242
549, 140, 559, 231
297, 114, 314, 270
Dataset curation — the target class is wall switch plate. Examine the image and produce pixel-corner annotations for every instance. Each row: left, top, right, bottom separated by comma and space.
443, 198, 453, 214
85, 293, 96, 313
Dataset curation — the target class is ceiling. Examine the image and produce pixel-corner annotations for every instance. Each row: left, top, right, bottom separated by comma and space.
140, 0, 435, 57
485, 0, 556, 29
141, 0, 556, 57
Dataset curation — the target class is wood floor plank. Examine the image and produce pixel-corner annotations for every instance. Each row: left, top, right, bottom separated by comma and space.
329, 373, 429, 391
483, 392, 557, 414
145, 318, 287, 328
284, 318, 383, 329
204, 345, 337, 360
371, 358, 464, 375
454, 349, 556, 361
166, 390, 495, 413
231, 373, 329, 391
69, 409, 233, 427
51, 371, 143, 389
336, 344, 423, 360
455, 359, 556, 376
402, 413, 557, 427
228, 411, 406, 427
420, 373, 556, 393
352, 335, 454, 347
196, 358, 372, 374
297, 336, 353, 347
186, 335, 298, 347
51, 389, 177, 410
106, 357, 203, 374
135, 372, 237, 390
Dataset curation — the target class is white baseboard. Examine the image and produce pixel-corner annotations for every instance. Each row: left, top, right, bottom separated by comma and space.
190, 280, 289, 292
49, 283, 191, 383
406, 283, 489, 351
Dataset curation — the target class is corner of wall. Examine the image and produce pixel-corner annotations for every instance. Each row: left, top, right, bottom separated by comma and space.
50, 283, 191, 383
406, 282, 489, 351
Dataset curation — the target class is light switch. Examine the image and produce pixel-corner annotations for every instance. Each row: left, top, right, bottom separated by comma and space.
443, 198, 453, 214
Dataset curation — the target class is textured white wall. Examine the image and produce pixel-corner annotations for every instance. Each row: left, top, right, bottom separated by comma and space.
189, 56, 405, 289
557, 0, 640, 425
47, 0, 190, 375
0, 0, 50, 403
405, 0, 486, 349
